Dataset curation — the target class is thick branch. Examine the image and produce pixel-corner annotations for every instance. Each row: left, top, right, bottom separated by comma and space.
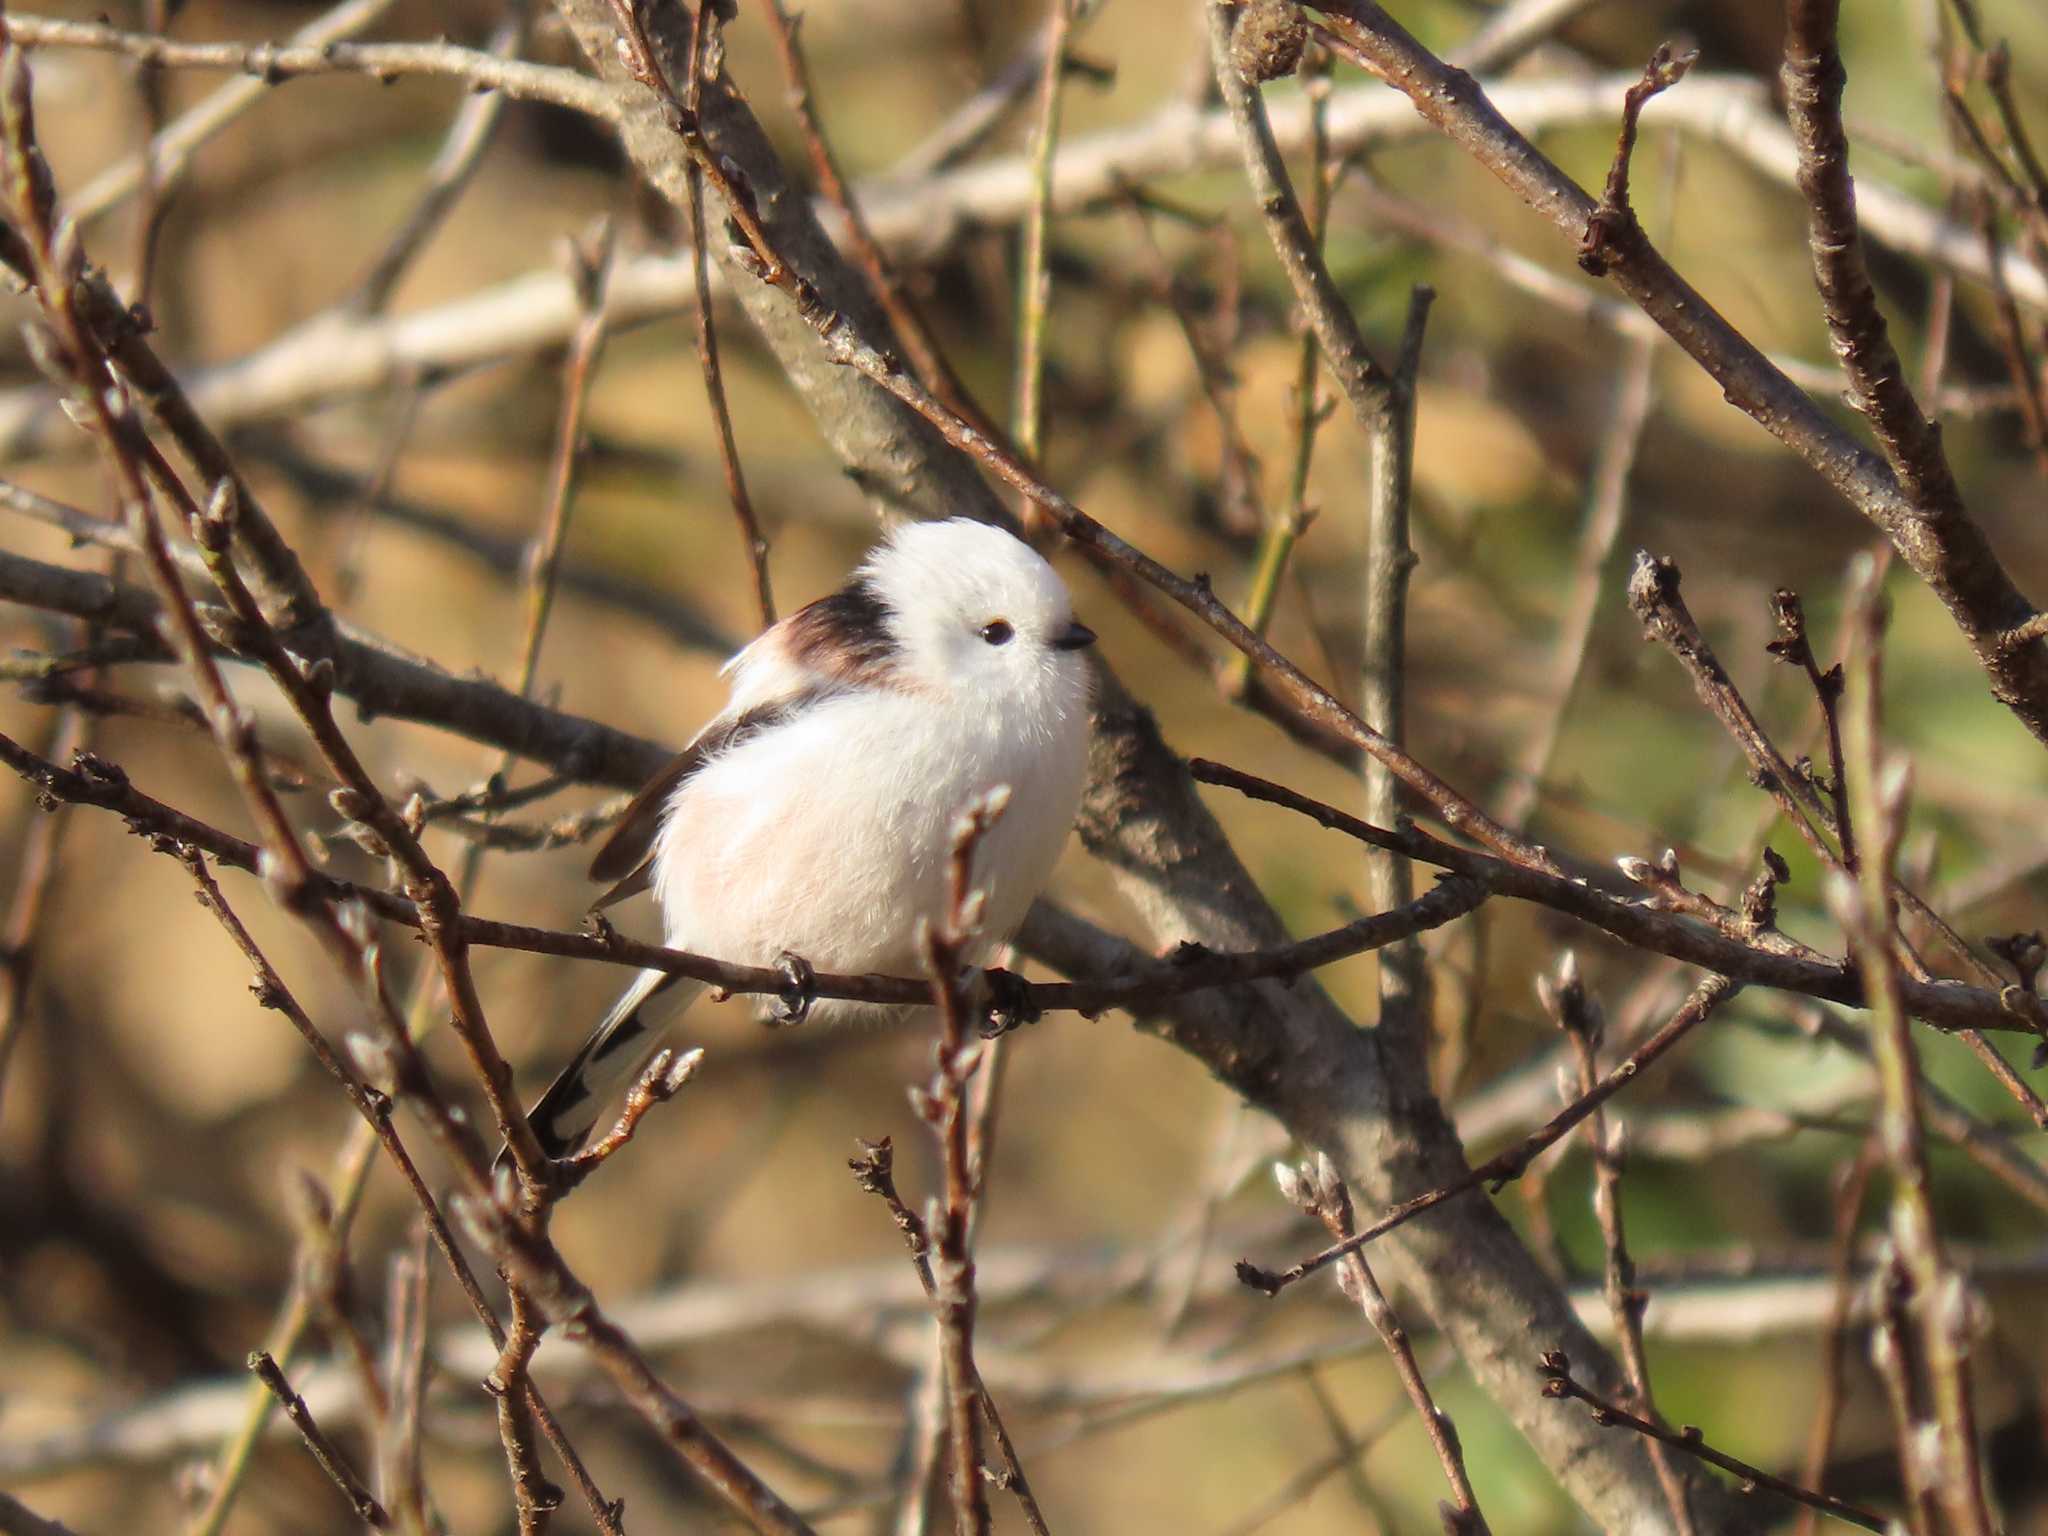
1782, 0, 1962, 518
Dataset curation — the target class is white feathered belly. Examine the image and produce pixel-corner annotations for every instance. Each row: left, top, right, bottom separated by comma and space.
649, 689, 1083, 1019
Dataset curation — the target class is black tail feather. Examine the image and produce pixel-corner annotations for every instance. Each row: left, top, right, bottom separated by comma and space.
499, 968, 697, 1172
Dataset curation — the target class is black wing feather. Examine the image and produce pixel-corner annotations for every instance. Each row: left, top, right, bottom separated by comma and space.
585, 693, 821, 906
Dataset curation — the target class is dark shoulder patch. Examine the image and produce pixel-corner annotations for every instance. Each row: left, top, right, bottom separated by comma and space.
784, 578, 902, 687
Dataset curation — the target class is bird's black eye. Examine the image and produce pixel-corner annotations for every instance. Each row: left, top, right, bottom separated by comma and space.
979, 620, 1015, 647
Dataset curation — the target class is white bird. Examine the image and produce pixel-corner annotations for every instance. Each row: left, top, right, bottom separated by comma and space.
520, 517, 1096, 1160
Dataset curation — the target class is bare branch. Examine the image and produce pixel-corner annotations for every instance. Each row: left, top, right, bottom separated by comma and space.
67, 0, 398, 225
1237, 976, 1741, 1298
460, 1190, 819, 1536
1190, 758, 2046, 1038
347, 0, 531, 315
5, 71, 2039, 449
1828, 558, 1995, 1536
1306, 0, 2048, 745
1783, 0, 1964, 519
247, 1350, 390, 1530
1, 13, 614, 119
1540, 958, 1698, 1535
1276, 1156, 1490, 1533
1537, 1353, 1887, 1533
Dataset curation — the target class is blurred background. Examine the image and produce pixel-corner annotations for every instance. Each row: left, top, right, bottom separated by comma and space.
2, 0, 2047, 1529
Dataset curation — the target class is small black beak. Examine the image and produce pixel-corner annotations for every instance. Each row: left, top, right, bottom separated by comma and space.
1052, 621, 1097, 651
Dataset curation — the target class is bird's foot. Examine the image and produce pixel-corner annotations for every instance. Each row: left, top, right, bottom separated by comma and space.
978, 967, 1040, 1038
771, 950, 817, 1026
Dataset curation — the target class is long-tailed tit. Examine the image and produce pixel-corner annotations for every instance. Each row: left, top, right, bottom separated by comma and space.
519, 517, 1096, 1160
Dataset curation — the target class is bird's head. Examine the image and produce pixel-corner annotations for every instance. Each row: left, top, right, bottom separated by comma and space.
860, 518, 1095, 712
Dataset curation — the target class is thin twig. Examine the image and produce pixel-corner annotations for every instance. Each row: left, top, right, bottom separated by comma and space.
1498, 331, 1656, 829
819, 1119, 1141, 1523
0, 705, 87, 1104
1275, 1155, 1489, 1533
1792, 1141, 1878, 1536
520, 220, 617, 693
1828, 557, 1995, 1536
1538, 956, 1697, 1536
248, 1351, 390, 1529
1236, 975, 1740, 1297
1305, 0, 2048, 746
1012, 0, 1079, 493
1783, 0, 1967, 522
349, 0, 531, 314
756, 0, 989, 431
1120, 187, 1265, 539
177, 849, 382, 1123
552, 1047, 704, 1193
124, 0, 170, 310
681, 4, 773, 627
686, 160, 774, 626
64, 0, 398, 224
1979, 43, 2048, 222
489, 1288, 561, 1536
1536, 1353, 1887, 1532
1577, 42, 1696, 277
1210, 3, 1390, 408
915, 791, 1013, 1536
1633, 552, 2048, 1119
0, 14, 614, 119
1189, 756, 2046, 1036
1228, 41, 1333, 696
285, 1174, 391, 1444
1970, 188, 2048, 471
1866, 1245, 1941, 1533
460, 1190, 820, 1536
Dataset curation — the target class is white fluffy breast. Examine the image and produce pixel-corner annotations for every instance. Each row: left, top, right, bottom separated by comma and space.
649, 673, 1088, 1019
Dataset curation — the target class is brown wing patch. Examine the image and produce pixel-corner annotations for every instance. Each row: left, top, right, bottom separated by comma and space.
585, 693, 821, 904
782, 580, 903, 688
589, 576, 898, 906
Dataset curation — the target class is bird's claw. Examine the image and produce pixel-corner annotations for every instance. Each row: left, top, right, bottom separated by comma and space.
771, 950, 817, 1026
978, 967, 1040, 1038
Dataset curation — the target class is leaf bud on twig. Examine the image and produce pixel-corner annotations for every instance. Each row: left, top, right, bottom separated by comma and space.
1231, 0, 1307, 84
